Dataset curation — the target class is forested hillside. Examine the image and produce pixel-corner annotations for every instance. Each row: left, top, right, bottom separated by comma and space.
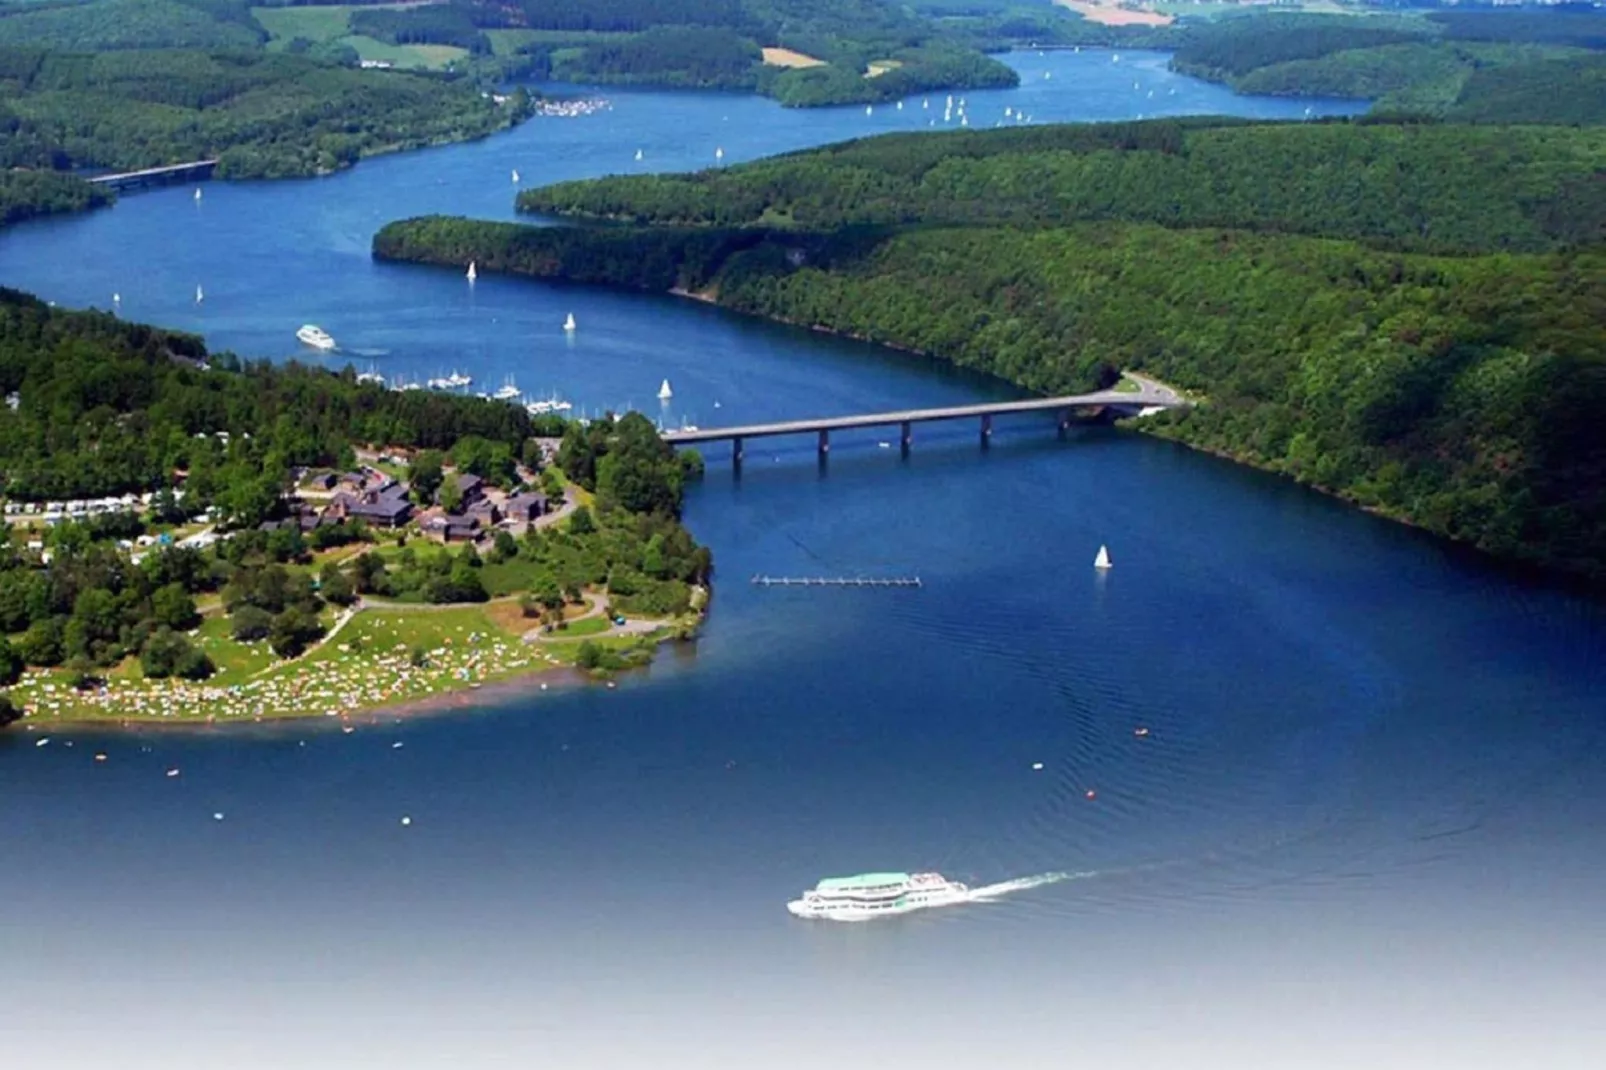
0, 286, 535, 506
0, 0, 266, 51
1168, 8, 1606, 123
518, 119, 1606, 254
0, 47, 533, 176
376, 116, 1606, 582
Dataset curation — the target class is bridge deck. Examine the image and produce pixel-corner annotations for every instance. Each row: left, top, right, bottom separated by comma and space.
660, 386, 1180, 444
88, 159, 220, 186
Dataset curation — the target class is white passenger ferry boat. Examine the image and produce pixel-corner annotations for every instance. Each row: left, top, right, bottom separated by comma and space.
787, 872, 970, 920
296, 324, 336, 350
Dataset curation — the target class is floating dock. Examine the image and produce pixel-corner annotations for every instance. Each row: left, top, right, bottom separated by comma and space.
751, 575, 921, 588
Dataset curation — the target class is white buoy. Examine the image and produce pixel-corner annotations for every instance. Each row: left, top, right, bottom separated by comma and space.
213, 812, 224, 821
166, 768, 180, 777
1032, 762, 1044, 771
1095, 545, 1112, 570
401, 816, 412, 826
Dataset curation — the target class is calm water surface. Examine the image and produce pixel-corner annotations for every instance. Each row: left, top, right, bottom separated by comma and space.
2, 52, 1603, 1070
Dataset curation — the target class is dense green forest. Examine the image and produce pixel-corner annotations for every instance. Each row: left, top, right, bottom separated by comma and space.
0, 169, 111, 226
1168, 9, 1606, 122
375, 117, 1606, 582
0, 285, 539, 506
0, 0, 266, 51
0, 47, 533, 176
516, 118, 1606, 254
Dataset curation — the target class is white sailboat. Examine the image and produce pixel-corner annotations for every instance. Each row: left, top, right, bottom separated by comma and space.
512, 169, 520, 183
1094, 545, 1112, 570
715, 147, 724, 161
657, 378, 673, 401
563, 312, 576, 332
466, 261, 477, 281
865, 105, 873, 116
194, 188, 202, 201
635, 148, 644, 161
194, 284, 203, 304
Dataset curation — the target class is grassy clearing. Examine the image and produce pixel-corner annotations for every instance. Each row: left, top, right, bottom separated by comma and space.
341, 36, 470, 70
864, 59, 903, 78
762, 47, 826, 69
252, 5, 358, 45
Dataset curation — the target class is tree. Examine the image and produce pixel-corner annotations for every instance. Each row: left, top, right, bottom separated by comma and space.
0, 693, 22, 729
409, 450, 445, 504
0, 636, 22, 687
269, 606, 324, 658
569, 505, 595, 535
319, 564, 356, 606
438, 472, 464, 514
151, 583, 200, 631
351, 551, 389, 595
141, 628, 212, 680
18, 617, 63, 667
230, 604, 273, 642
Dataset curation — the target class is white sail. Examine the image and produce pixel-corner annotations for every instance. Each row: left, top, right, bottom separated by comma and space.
512, 169, 520, 183
657, 379, 673, 401
635, 148, 643, 161
194, 285, 203, 304
466, 261, 477, 281
1094, 545, 1112, 570
563, 313, 576, 332
194, 188, 202, 201
715, 147, 724, 160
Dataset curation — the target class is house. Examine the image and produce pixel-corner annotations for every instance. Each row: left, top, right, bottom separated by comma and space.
466, 499, 501, 527
421, 515, 480, 544
308, 472, 337, 491
325, 483, 413, 528
503, 493, 548, 523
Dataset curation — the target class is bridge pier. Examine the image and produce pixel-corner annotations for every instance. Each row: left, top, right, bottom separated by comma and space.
900, 420, 912, 457
1058, 409, 1070, 440
732, 436, 744, 470
817, 428, 830, 457
980, 413, 993, 449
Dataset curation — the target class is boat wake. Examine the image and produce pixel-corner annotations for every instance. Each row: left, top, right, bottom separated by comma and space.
966, 870, 1090, 902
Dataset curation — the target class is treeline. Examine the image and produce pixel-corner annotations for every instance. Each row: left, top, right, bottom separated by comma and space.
562, 25, 762, 87
349, 7, 492, 55
1171, 14, 1429, 80
0, 169, 112, 226
516, 118, 1606, 255
0, 48, 533, 177
1448, 52, 1606, 125
0, 286, 535, 509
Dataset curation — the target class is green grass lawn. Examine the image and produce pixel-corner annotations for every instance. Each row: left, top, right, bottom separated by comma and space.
340, 36, 470, 70
252, 5, 359, 45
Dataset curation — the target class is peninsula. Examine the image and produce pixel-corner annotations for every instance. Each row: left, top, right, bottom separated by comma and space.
0, 289, 709, 729
372, 116, 1606, 584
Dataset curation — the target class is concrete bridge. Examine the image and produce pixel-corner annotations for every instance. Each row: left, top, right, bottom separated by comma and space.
88, 159, 220, 192
660, 377, 1186, 466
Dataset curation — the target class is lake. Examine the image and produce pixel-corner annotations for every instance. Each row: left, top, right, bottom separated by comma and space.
2, 52, 1603, 1070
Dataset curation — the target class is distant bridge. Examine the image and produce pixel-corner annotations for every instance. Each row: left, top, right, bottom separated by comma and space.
660, 377, 1186, 466
87, 159, 219, 191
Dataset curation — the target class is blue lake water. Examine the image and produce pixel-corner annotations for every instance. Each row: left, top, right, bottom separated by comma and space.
3, 51, 1604, 1070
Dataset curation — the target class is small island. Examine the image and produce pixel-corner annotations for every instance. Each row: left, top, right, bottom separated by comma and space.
0, 288, 708, 729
